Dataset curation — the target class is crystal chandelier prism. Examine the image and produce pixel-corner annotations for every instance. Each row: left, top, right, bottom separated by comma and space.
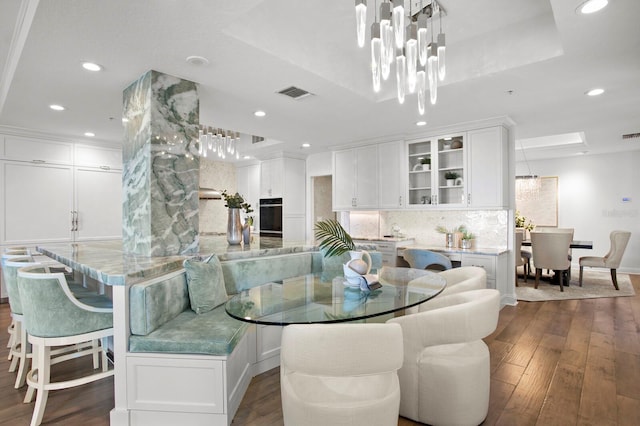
198, 125, 241, 160
355, 0, 446, 117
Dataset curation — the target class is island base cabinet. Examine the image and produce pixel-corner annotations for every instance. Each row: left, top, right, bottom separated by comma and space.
461, 252, 512, 306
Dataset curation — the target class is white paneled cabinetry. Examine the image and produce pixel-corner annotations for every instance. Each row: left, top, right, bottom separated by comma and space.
405, 125, 508, 209
252, 157, 306, 240
333, 145, 379, 210
378, 141, 405, 209
0, 135, 122, 245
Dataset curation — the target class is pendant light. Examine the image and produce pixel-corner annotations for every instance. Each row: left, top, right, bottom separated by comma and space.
396, 47, 406, 104
406, 21, 418, 93
380, 1, 393, 80
427, 42, 438, 105
417, 13, 428, 66
371, 22, 382, 92
392, 0, 404, 49
436, 3, 446, 81
355, 0, 367, 48
417, 68, 426, 115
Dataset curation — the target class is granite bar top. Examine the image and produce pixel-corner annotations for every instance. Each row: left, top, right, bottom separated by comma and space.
37, 236, 315, 286
396, 244, 508, 257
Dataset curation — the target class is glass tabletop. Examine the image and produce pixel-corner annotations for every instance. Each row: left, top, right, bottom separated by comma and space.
224, 266, 447, 325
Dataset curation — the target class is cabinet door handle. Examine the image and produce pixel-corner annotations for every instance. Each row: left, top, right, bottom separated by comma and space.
100, 165, 111, 170
32, 159, 46, 164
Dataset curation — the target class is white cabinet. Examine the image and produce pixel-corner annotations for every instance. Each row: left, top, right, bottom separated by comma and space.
260, 158, 284, 198
0, 136, 126, 245
461, 252, 509, 304
236, 164, 260, 223
355, 238, 415, 267
332, 145, 378, 210
74, 167, 122, 241
1, 162, 74, 244
466, 126, 508, 208
406, 126, 508, 209
74, 144, 122, 170
378, 141, 405, 209
258, 157, 305, 240
1, 136, 73, 165
407, 134, 466, 207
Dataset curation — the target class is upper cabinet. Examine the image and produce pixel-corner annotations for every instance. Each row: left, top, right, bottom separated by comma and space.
407, 134, 466, 208
378, 141, 405, 209
74, 144, 123, 170
260, 158, 284, 198
333, 145, 378, 210
406, 126, 508, 209
466, 126, 508, 209
2, 136, 73, 165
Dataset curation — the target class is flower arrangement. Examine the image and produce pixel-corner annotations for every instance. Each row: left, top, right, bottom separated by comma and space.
515, 210, 534, 231
221, 190, 253, 215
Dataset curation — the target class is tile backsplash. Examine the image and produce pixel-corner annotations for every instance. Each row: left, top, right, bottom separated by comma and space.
347, 210, 509, 249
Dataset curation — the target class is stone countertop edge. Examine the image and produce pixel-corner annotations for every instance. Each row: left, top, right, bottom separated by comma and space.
37, 239, 318, 286
397, 245, 509, 256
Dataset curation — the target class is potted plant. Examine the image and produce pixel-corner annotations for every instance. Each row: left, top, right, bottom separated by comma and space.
420, 157, 431, 171
314, 219, 371, 276
460, 229, 476, 249
444, 171, 459, 186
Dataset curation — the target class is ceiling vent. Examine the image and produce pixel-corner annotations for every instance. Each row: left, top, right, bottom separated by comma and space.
277, 86, 314, 100
622, 133, 640, 140
252, 135, 265, 144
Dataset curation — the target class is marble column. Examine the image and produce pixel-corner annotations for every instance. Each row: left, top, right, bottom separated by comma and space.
122, 70, 200, 256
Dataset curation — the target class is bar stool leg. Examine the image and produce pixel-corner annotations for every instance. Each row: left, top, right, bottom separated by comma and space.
29, 343, 51, 426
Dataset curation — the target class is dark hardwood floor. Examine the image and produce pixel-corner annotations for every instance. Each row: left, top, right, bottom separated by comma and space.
1, 274, 639, 425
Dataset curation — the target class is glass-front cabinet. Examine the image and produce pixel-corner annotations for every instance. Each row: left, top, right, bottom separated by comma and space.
407, 134, 466, 207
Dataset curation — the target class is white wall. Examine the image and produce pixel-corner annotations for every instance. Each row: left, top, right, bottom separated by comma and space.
517, 150, 640, 273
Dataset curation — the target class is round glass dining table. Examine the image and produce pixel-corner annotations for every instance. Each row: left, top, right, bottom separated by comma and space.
224, 266, 447, 325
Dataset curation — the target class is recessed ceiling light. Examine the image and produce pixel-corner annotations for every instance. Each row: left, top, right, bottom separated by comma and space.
185, 55, 210, 66
577, 0, 608, 14
82, 62, 102, 72
416, 121, 427, 126
243, 155, 251, 160
301, 143, 311, 148
254, 110, 266, 117
49, 104, 65, 111
444, 137, 452, 140
586, 88, 605, 96
84, 132, 95, 137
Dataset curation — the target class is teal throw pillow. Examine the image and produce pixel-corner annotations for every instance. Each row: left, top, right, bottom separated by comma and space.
184, 255, 228, 314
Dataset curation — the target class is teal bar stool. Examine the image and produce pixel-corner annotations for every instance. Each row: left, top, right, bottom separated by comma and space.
17, 264, 114, 426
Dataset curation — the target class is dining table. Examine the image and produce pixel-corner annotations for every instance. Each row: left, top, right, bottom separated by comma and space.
521, 240, 593, 249
225, 266, 447, 325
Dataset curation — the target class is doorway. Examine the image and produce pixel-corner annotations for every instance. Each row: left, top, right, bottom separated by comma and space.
311, 175, 335, 227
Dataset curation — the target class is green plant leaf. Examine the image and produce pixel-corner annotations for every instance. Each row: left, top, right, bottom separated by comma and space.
314, 219, 355, 257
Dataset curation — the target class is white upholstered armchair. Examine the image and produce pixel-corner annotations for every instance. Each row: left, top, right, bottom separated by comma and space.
387, 289, 500, 426
280, 323, 403, 426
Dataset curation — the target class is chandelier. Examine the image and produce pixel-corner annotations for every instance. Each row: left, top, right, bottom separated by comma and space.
355, 0, 446, 115
515, 140, 540, 201
197, 125, 241, 160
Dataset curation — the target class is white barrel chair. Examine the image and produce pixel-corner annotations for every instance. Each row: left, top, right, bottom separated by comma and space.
280, 323, 403, 426
387, 289, 500, 426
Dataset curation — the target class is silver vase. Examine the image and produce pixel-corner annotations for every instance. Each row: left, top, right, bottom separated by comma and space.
227, 208, 242, 245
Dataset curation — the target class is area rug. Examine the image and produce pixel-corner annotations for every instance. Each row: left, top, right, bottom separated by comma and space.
516, 269, 635, 302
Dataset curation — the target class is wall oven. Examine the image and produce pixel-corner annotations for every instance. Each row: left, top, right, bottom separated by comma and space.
259, 198, 283, 238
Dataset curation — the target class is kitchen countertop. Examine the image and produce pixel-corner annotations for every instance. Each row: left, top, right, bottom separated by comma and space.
352, 236, 415, 243
37, 236, 314, 286
397, 244, 508, 257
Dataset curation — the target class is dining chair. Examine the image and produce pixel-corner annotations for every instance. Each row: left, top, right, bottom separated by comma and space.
532, 227, 574, 280
402, 249, 452, 271
530, 231, 573, 291
387, 289, 500, 425
515, 229, 528, 284
579, 230, 631, 290
280, 323, 403, 426
17, 265, 114, 426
